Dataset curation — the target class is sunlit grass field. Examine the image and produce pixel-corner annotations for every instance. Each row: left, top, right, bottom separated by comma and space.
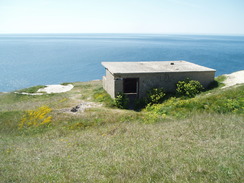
0, 79, 243, 182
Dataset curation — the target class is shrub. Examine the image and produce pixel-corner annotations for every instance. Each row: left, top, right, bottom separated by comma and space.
145, 88, 166, 105
115, 93, 129, 109
176, 78, 204, 98
18, 106, 52, 129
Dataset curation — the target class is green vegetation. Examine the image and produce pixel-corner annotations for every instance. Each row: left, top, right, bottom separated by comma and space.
146, 85, 243, 118
17, 85, 45, 93
0, 78, 243, 182
145, 88, 166, 105
216, 75, 227, 83
176, 78, 204, 98
61, 82, 73, 85
93, 87, 115, 107
115, 92, 129, 109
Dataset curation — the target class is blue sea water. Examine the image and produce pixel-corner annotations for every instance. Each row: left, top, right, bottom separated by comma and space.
0, 34, 243, 92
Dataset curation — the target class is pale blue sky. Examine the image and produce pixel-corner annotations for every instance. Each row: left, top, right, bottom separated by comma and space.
0, 0, 243, 34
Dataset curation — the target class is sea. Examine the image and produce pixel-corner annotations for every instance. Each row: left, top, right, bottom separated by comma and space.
0, 34, 243, 92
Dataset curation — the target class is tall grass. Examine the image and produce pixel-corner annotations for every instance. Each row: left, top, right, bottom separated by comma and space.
0, 113, 243, 182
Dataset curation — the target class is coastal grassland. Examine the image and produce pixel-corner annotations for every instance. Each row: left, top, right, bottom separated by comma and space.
0, 80, 139, 134
0, 80, 243, 182
0, 81, 102, 112
0, 114, 243, 182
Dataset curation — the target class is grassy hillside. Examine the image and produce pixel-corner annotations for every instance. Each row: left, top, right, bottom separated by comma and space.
0, 79, 243, 182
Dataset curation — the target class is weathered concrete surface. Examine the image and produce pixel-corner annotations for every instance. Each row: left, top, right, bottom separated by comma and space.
102, 61, 216, 98
103, 69, 115, 98
102, 61, 215, 74
114, 71, 215, 98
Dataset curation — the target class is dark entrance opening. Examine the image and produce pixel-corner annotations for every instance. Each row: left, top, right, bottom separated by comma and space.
123, 78, 139, 94
123, 78, 139, 109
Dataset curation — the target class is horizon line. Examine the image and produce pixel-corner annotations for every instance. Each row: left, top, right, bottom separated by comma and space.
0, 32, 244, 36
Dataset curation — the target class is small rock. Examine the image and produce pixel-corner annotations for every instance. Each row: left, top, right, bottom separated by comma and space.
71, 105, 80, 112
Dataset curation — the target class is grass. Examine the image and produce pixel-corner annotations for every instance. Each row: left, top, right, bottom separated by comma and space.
215, 75, 227, 83
93, 87, 115, 107
0, 79, 243, 182
1, 114, 243, 182
61, 82, 73, 85
17, 85, 45, 93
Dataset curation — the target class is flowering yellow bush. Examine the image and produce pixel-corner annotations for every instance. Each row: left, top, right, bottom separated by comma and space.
19, 106, 52, 129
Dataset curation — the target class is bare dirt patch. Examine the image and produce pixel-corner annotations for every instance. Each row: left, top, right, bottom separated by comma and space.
57, 101, 102, 114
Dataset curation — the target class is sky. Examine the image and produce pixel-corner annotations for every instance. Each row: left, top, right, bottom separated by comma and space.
0, 0, 243, 35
